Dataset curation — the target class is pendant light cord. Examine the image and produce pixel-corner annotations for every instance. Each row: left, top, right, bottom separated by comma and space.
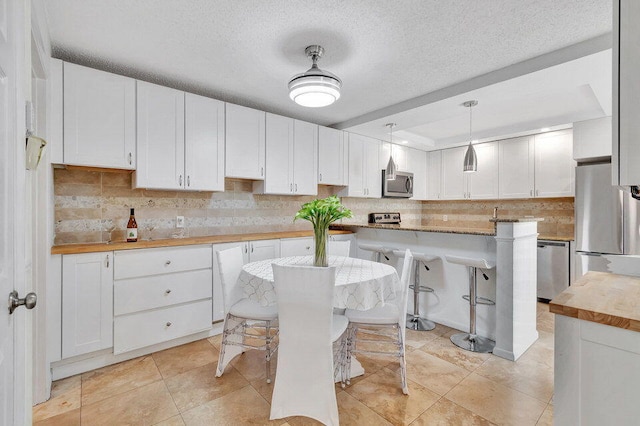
469, 103, 472, 142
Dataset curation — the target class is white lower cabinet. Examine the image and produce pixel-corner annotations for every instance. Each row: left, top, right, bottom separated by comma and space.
62, 252, 114, 358
280, 237, 314, 257
113, 245, 213, 355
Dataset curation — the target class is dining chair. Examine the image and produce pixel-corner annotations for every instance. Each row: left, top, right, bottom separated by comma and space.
345, 249, 414, 394
327, 240, 351, 257
215, 246, 279, 383
269, 264, 348, 426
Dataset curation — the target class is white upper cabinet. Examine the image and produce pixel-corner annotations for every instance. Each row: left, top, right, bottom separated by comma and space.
318, 126, 347, 186
573, 116, 612, 161
380, 143, 409, 172
63, 62, 136, 169
426, 151, 442, 200
256, 114, 317, 195
225, 103, 266, 180
534, 130, 575, 197
466, 141, 499, 199
340, 133, 380, 198
135, 81, 185, 190
407, 148, 427, 200
499, 136, 535, 199
441, 147, 467, 199
184, 93, 225, 191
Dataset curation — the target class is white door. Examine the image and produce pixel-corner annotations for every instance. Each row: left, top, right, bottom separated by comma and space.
499, 136, 535, 199
426, 150, 442, 200
292, 120, 318, 195
467, 141, 499, 199
135, 81, 185, 190
441, 146, 467, 199
534, 130, 575, 197
318, 126, 346, 185
1, 0, 29, 423
185, 93, 225, 191
225, 103, 265, 180
264, 113, 293, 194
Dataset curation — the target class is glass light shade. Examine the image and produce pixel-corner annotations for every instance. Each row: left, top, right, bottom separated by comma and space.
463, 142, 477, 173
289, 68, 341, 108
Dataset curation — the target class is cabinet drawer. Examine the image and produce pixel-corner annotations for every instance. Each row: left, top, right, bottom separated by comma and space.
114, 269, 212, 316
115, 245, 212, 280
113, 299, 212, 354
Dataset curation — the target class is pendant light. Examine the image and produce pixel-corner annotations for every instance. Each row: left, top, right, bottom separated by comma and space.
288, 45, 342, 108
463, 100, 478, 173
385, 123, 398, 180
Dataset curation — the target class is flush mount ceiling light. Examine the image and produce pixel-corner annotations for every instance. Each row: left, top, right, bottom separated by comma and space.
385, 123, 398, 180
463, 100, 478, 173
288, 45, 342, 108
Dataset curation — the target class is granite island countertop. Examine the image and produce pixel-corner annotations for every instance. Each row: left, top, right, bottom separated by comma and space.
550, 271, 640, 332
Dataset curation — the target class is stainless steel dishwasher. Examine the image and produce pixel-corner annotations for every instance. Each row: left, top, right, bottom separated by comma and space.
537, 240, 570, 302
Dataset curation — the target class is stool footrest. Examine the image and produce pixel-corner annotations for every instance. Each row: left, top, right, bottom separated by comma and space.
409, 284, 435, 293
462, 295, 495, 305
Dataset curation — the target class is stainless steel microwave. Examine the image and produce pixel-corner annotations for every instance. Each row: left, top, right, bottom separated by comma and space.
382, 170, 413, 198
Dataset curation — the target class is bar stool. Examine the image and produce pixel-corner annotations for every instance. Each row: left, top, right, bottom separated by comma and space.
445, 255, 496, 353
358, 243, 396, 263
393, 249, 439, 331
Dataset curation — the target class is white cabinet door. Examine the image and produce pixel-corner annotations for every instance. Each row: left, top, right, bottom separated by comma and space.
62, 252, 113, 358
408, 148, 427, 200
280, 237, 314, 257
185, 93, 225, 191
499, 136, 535, 199
392, 144, 409, 171
135, 81, 185, 190
573, 116, 612, 161
364, 138, 381, 198
467, 141, 499, 199
293, 120, 318, 195
318, 127, 347, 186
263, 113, 294, 194
225, 103, 265, 180
534, 130, 575, 197
340, 133, 366, 197
63, 62, 136, 169
249, 239, 281, 261
426, 151, 442, 200
441, 147, 467, 199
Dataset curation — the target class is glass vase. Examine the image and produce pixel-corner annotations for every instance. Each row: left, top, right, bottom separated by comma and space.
314, 225, 329, 267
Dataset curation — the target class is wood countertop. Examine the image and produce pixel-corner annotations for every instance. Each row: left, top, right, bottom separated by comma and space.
549, 271, 640, 332
51, 229, 353, 255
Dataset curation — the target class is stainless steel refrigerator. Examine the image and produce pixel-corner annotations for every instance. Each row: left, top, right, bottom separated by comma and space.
575, 162, 640, 277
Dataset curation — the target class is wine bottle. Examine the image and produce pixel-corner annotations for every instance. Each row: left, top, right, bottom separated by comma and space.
126, 208, 138, 242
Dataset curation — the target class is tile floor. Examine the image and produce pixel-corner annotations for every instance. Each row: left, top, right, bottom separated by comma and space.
33, 303, 555, 425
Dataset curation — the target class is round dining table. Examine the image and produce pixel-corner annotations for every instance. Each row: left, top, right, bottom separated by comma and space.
238, 255, 400, 310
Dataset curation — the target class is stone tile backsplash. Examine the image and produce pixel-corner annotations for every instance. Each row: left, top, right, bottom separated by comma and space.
54, 168, 574, 245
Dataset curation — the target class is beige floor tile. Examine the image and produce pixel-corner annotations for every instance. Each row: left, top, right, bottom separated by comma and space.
410, 398, 494, 426
81, 355, 163, 406
251, 377, 276, 404
32, 408, 81, 426
152, 339, 219, 379
81, 380, 179, 426
230, 348, 277, 383
32, 375, 81, 422
335, 391, 392, 426
404, 328, 439, 350
181, 385, 283, 425
536, 404, 553, 426
165, 362, 249, 412
420, 336, 491, 372
154, 415, 185, 426
346, 367, 439, 425
345, 353, 394, 387
403, 349, 470, 395
536, 302, 549, 317
475, 352, 554, 403
536, 310, 555, 334
446, 373, 547, 426
207, 333, 222, 349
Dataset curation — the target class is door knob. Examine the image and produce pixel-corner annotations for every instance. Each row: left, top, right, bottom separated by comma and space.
8, 291, 37, 315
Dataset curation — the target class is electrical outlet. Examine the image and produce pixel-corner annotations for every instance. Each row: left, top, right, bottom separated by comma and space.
443, 215, 448, 222
176, 216, 185, 228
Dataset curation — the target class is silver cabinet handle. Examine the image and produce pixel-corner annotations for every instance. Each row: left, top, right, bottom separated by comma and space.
244, 244, 248, 254
105, 255, 110, 268
187, 176, 190, 187
295, 183, 298, 192
305, 246, 311, 250
8, 291, 37, 314
319, 173, 322, 182
166, 322, 172, 327
179, 175, 183, 186
165, 260, 171, 265
128, 152, 132, 165
165, 289, 171, 294
251, 243, 254, 253
290, 183, 293, 192
261, 167, 264, 177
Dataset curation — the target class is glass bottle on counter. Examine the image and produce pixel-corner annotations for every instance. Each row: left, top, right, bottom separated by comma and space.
126, 208, 138, 242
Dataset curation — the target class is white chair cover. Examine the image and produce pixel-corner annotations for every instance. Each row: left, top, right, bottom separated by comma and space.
327, 240, 351, 257
270, 264, 344, 426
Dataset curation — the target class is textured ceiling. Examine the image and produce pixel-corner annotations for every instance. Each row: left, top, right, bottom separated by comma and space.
44, 0, 612, 130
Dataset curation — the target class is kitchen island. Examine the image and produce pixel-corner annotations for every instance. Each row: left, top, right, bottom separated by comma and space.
550, 272, 640, 425
332, 218, 542, 361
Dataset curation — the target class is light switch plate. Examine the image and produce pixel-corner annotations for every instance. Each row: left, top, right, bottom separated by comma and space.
176, 216, 185, 228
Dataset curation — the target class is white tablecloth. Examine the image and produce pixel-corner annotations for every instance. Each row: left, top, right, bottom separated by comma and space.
239, 255, 400, 310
